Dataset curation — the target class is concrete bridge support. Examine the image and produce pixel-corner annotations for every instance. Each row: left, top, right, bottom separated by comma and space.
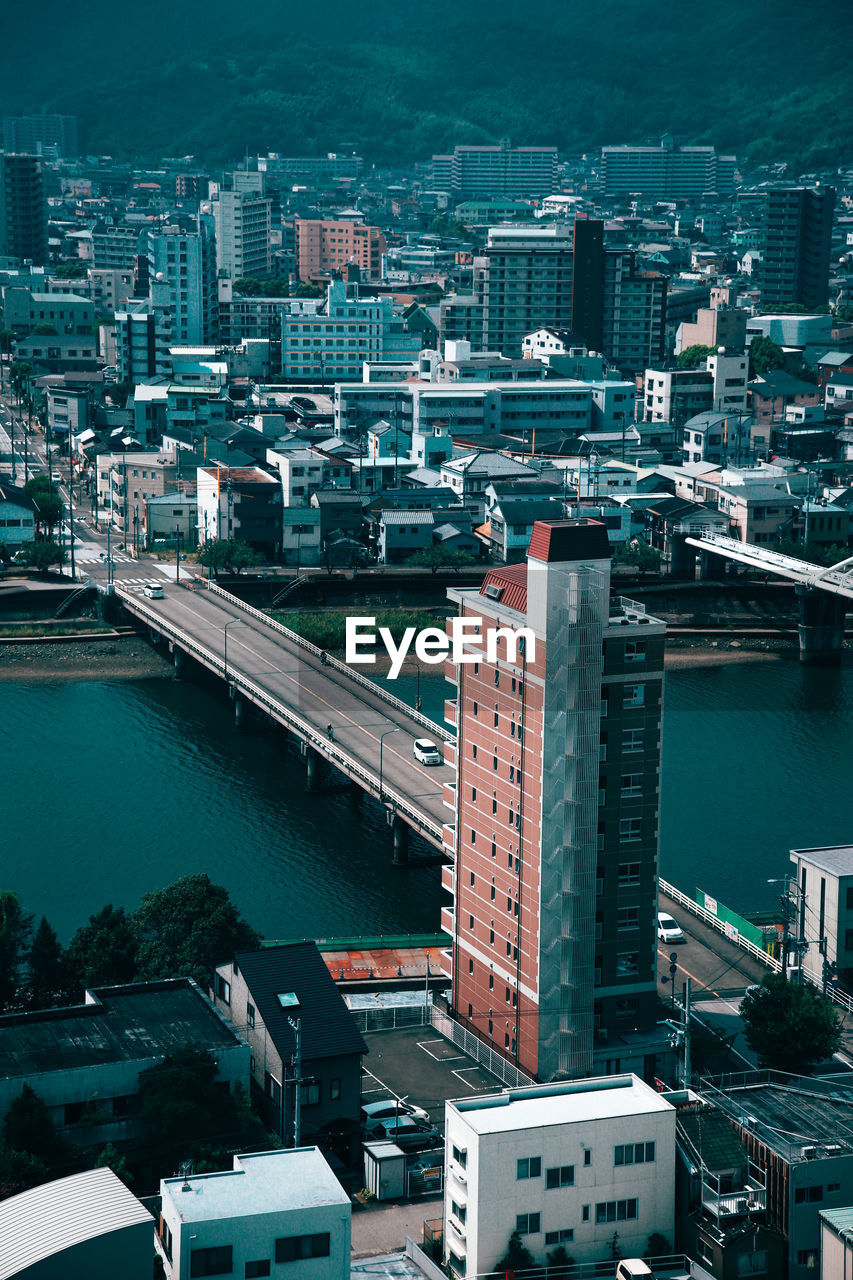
796, 587, 847, 663
172, 645, 187, 680
391, 815, 410, 865
233, 694, 246, 730
302, 742, 320, 791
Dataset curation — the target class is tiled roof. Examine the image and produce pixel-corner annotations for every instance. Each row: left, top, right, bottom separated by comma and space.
479, 563, 529, 614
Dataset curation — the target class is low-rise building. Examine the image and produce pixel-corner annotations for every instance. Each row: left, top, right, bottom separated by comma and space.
789, 845, 853, 989
819, 1206, 853, 1279
196, 465, 282, 556
0, 1167, 153, 1280
443, 1075, 676, 1277
0, 482, 36, 548
749, 371, 822, 426
157, 1148, 350, 1280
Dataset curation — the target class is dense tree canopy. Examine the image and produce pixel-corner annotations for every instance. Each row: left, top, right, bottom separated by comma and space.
133, 873, 261, 988
677, 344, 717, 370
740, 973, 842, 1072
65, 904, 139, 992
749, 336, 787, 378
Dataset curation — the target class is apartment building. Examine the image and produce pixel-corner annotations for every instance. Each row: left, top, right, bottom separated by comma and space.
600, 139, 736, 199
294, 217, 387, 282
281, 279, 421, 381
92, 221, 146, 270
115, 280, 173, 384
213, 186, 272, 280
789, 845, 853, 991
443, 1075, 676, 1276
3, 112, 78, 157
147, 218, 218, 345
677, 306, 748, 354
196, 465, 282, 555
1, 286, 94, 338
602, 252, 667, 374
158, 1148, 350, 1280
431, 139, 558, 200
0, 152, 47, 264
756, 186, 836, 310
442, 519, 665, 1082
477, 225, 574, 357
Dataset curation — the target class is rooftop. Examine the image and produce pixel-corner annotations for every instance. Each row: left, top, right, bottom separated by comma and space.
703, 1072, 853, 1163
0, 980, 239, 1078
162, 1148, 348, 1223
450, 1074, 673, 1136
791, 845, 853, 876
0, 1167, 151, 1280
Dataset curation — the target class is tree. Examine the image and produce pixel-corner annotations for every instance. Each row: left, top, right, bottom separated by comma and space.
132, 873, 261, 988
406, 545, 476, 574
646, 1232, 672, 1259
0, 892, 33, 1011
93, 1142, 133, 1187
23, 476, 63, 538
65, 904, 139, 991
106, 379, 133, 406
31, 323, 58, 336
26, 917, 65, 1010
612, 539, 662, 574
16, 541, 66, 573
8, 360, 33, 401
677, 343, 717, 370
54, 262, 88, 279
2, 1085, 58, 1162
749, 335, 786, 377
493, 1229, 536, 1274
740, 972, 842, 1071
547, 1244, 575, 1274
198, 538, 262, 577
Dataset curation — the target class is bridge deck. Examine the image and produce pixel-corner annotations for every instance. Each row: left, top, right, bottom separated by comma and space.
117, 583, 451, 847
687, 534, 853, 600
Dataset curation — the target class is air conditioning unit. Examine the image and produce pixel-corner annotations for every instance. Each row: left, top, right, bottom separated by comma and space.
597, 1028, 609, 1043
801, 1146, 817, 1160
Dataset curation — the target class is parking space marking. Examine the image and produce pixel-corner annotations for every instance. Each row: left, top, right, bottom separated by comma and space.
417, 1039, 466, 1063
452, 1067, 485, 1090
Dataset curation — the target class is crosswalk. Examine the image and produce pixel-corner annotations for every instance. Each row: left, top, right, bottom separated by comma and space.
74, 551, 133, 564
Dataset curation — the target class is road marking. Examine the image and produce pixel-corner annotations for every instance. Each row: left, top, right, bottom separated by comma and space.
451, 1067, 483, 1090
417, 1039, 465, 1063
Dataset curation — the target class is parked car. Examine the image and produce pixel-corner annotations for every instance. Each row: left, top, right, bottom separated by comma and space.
657, 911, 685, 944
361, 1098, 430, 1126
142, 583, 165, 599
413, 738, 442, 766
367, 1114, 431, 1140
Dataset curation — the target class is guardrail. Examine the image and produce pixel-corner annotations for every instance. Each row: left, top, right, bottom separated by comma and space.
205, 580, 453, 742
118, 587, 443, 847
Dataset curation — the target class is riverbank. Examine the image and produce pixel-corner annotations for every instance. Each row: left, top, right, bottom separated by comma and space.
0, 635, 172, 682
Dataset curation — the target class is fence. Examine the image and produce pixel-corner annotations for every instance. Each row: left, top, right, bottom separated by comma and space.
205, 580, 452, 741
431, 1002, 534, 1089
352, 1003, 432, 1034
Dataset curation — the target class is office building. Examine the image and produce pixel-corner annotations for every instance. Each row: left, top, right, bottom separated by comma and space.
432, 139, 558, 200
442, 519, 666, 1081
295, 217, 387, 282
281, 278, 421, 381
213, 186, 272, 280
600, 138, 736, 199
0, 152, 47, 265
757, 186, 836, 311
789, 845, 853, 990
158, 1148, 350, 1280
3, 112, 78, 157
147, 218, 218, 345
444, 1075, 676, 1276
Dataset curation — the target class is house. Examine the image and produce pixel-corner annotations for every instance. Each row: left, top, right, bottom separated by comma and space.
377, 509, 436, 562
0, 1167, 153, 1280
681, 411, 754, 467
157, 1148, 350, 1280
212, 942, 367, 1163
748, 371, 821, 426
443, 1075, 676, 1277
196, 466, 283, 556
644, 497, 727, 576
0, 979, 248, 1149
0, 483, 36, 549
486, 495, 566, 562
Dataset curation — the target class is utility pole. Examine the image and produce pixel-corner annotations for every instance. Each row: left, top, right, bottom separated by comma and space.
175, 526, 182, 584
682, 977, 691, 1089
287, 1016, 302, 1148
68, 474, 76, 582
106, 523, 113, 587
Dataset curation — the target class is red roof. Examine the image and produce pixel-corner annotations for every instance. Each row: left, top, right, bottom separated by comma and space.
528, 518, 610, 563
479, 563, 528, 614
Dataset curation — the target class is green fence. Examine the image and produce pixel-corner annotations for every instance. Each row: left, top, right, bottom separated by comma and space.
696, 889, 765, 949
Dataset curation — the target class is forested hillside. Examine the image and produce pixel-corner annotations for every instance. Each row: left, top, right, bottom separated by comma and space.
0, 0, 846, 169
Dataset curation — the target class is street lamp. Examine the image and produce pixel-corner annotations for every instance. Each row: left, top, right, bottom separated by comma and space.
379, 726, 401, 802
223, 618, 246, 685
399, 657, 422, 711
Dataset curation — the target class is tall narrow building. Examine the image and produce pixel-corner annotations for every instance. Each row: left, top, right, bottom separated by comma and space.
0, 153, 48, 265
757, 186, 835, 311
442, 519, 665, 1081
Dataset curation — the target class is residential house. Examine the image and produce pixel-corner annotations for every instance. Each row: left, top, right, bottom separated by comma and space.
157, 1148, 350, 1280
196, 466, 282, 556
212, 942, 367, 1163
748, 371, 821, 426
789, 845, 853, 990
0, 483, 36, 549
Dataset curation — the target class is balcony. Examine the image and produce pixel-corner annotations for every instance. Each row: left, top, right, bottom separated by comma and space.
444, 742, 457, 769
445, 699, 458, 727
442, 823, 457, 855
441, 905, 455, 935
443, 782, 457, 812
702, 1183, 766, 1219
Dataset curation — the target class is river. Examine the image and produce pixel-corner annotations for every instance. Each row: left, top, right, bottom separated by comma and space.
2, 654, 851, 942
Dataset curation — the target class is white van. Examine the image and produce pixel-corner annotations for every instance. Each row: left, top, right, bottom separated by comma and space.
615, 1263, 653, 1280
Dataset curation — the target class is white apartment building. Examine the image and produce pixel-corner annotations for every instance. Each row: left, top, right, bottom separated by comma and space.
266, 446, 349, 507
444, 1076, 676, 1277
157, 1148, 350, 1280
214, 188, 272, 280
147, 220, 217, 345
281, 279, 421, 381
115, 281, 173, 384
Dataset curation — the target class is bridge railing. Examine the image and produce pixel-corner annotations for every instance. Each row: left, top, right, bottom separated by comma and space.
118, 587, 443, 845
204, 581, 452, 742
659, 877, 781, 972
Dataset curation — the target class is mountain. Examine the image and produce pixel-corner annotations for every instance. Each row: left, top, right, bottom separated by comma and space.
0, 0, 848, 170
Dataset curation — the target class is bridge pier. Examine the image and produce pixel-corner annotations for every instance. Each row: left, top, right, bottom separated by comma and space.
796, 587, 847, 663
233, 694, 246, 730
303, 743, 320, 791
172, 645, 187, 680
391, 815, 409, 865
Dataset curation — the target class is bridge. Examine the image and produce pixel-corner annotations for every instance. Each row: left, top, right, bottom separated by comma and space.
686, 532, 853, 661
115, 580, 454, 859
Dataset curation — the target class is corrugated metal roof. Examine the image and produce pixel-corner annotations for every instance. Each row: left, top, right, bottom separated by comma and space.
479, 563, 528, 614
0, 1167, 152, 1279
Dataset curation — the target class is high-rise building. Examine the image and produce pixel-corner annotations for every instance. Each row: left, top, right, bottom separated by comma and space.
432, 139, 558, 201
0, 153, 48, 265
477, 225, 574, 357
442, 519, 665, 1081
600, 138, 736, 199
115, 280, 173, 385
602, 252, 667, 373
147, 217, 218, 345
294, 217, 387, 282
756, 186, 835, 311
213, 186, 272, 280
3, 113, 78, 158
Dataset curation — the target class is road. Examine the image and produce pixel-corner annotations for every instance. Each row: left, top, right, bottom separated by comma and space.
122, 582, 451, 838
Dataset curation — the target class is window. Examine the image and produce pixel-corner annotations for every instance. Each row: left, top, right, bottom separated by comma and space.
796, 1251, 817, 1269
620, 818, 642, 842
624, 683, 645, 708
618, 863, 641, 886
215, 974, 231, 1004
625, 640, 646, 663
264, 1072, 281, 1106
469, 914, 475, 930
330, 1078, 341, 1101
617, 907, 640, 932
245, 1263, 270, 1279
621, 774, 642, 797
159, 1219, 173, 1262
595, 1198, 637, 1224
246, 1002, 255, 1028
622, 729, 644, 753
473, 702, 478, 717
545, 1230, 574, 1246
795, 1185, 823, 1203
275, 1233, 331, 1263
517, 1156, 541, 1180
617, 952, 639, 976
190, 1246, 233, 1277
615, 1142, 655, 1166
582, 1205, 590, 1222
584, 1150, 592, 1166
516, 1213, 540, 1235
546, 1165, 574, 1188
452, 1145, 467, 1168
450, 1198, 467, 1223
